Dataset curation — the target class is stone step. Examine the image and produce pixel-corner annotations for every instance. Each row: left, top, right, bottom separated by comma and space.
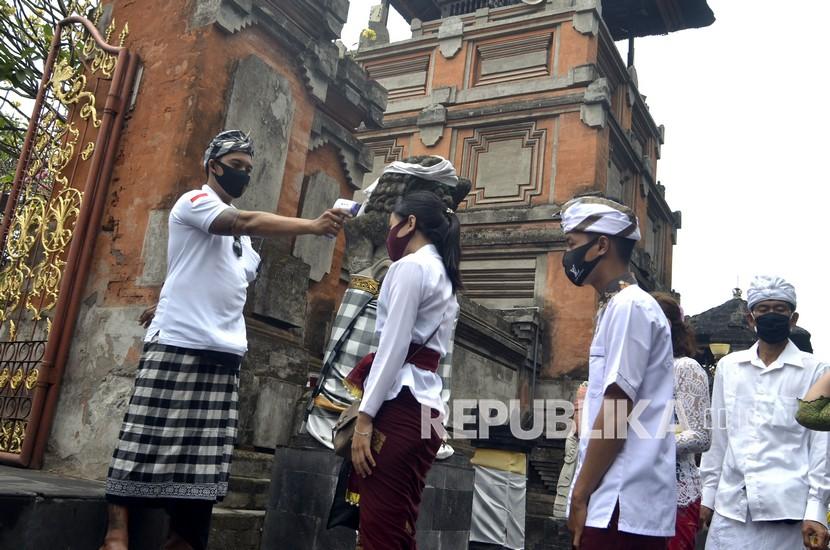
219, 475, 271, 510
231, 449, 274, 479
209, 508, 265, 550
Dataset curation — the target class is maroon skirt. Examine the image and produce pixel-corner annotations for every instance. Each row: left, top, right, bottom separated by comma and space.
668, 498, 700, 550
352, 387, 442, 550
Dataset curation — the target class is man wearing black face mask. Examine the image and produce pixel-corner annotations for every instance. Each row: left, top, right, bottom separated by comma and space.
700, 276, 830, 550
100, 130, 350, 550
560, 197, 677, 550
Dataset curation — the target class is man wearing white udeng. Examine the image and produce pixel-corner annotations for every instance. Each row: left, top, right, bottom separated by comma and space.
700, 275, 830, 549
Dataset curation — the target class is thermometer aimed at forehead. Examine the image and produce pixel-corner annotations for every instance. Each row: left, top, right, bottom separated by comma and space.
323, 198, 361, 240
333, 198, 361, 217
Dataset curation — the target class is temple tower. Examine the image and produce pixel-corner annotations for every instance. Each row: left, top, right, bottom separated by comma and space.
355, 0, 714, 387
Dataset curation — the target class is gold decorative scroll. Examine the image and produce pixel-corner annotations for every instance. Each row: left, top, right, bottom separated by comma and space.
26, 188, 83, 322
28, 117, 80, 191
349, 275, 381, 298
0, 420, 25, 454
0, 196, 47, 332
0, 4, 134, 459
51, 60, 101, 128
9, 369, 23, 390
25, 369, 38, 390
81, 6, 129, 79
81, 141, 95, 160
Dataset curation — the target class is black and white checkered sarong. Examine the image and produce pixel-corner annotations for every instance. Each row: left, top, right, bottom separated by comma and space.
105, 342, 241, 502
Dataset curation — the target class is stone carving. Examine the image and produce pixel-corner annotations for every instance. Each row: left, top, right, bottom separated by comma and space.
310, 111, 373, 190
438, 16, 464, 59
580, 77, 611, 129
461, 122, 547, 207
573, 0, 601, 35
306, 156, 472, 453
366, 55, 431, 101
191, 0, 386, 130
293, 172, 341, 282
225, 55, 294, 214
417, 104, 448, 147
473, 33, 553, 87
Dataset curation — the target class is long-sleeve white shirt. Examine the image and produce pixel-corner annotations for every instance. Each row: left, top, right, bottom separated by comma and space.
358, 244, 458, 420
700, 341, 830, 525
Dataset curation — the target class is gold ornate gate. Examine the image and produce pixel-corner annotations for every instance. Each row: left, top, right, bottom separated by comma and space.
0, 4, 138, 467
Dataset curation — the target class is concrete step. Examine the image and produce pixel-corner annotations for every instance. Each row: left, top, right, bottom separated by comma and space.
219, 475, 271, 510
208, 508, 265, 550
231, 449, 274, 479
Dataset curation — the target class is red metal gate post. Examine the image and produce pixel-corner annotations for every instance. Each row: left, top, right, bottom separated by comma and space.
0, 15, 138, 468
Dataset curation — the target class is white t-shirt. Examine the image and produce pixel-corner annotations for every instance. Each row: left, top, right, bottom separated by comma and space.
573, 284, 677, 537
145, 185, 260, 356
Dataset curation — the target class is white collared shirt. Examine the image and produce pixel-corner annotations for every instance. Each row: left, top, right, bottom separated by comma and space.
700, 341, 830, 525
573, 284, 677, 537
359, 244, 459, 419
146, 185, 260, 355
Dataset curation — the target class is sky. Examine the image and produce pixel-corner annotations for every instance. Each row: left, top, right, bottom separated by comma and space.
342, 0, 830, 356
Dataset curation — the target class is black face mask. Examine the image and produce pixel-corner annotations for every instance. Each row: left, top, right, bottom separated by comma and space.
213, 160, 250, 198
754, 312, 792, 344
562, 238, 602, 287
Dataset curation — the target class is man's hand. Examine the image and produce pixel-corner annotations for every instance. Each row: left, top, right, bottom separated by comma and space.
350, 413, 376, 478
138, 305, 157, 328
567, 494, 588, 549
700, 505, 714, 529
311, 209, 349, 237
802, 520, 828, 549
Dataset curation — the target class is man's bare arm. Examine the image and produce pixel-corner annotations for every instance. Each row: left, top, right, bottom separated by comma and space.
209, 208, 346, 238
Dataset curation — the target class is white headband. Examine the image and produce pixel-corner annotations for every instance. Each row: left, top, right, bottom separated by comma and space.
747, 275, 797, 310
560, 197, 641, 241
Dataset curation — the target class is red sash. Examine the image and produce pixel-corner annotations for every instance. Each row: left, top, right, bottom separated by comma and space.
343, 343, 441, 399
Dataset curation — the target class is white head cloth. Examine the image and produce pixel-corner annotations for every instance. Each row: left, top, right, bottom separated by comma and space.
383, 157, 459, 187
559, 196, 641, 241
357, 157, 459, 216
747, 275, 797, 310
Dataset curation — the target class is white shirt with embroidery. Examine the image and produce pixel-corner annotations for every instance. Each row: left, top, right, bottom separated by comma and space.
700, 341, 830, 525
572, 284, 677, 537
359, 244, 459, 420
145, 185, 260, 356
673, 357, 711, 507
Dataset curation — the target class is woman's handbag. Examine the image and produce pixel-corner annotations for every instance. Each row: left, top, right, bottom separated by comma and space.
332, 396, 362, 458
327, 459, 360, 530
331, 323, 442, 458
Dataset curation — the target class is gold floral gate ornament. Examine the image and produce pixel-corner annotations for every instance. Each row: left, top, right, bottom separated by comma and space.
0, 5, 139, 467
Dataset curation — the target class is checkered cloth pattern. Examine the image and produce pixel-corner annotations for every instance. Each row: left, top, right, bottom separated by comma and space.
307, 287, 454, 449
105, 343, 241, 502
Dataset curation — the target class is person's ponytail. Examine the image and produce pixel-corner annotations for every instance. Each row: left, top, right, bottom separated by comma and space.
393, 191, 464, 293
441, 211, 463, 292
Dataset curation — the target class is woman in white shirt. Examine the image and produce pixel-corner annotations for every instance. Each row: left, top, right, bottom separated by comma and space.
653, 293, 711, 550
345, 191, 461, 550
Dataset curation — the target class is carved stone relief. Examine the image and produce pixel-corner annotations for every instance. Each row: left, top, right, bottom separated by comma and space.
461, 122, 547, 207
293, 172, 341, 282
